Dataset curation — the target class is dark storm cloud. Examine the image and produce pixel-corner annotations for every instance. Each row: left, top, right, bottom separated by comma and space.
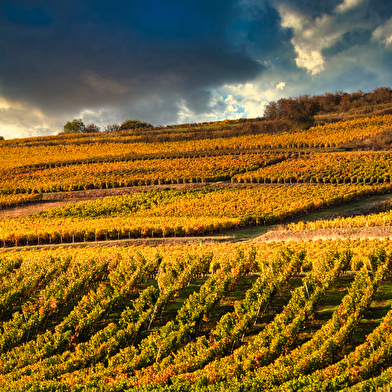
0, 0, 264, 123
1, 0, 392, 137
272, 0, 342, 16
322, 29, 373, 57
232, 2, 292, 54
274, 0, 392, 19
2, 3, 52, 26
369, 0, 392, 22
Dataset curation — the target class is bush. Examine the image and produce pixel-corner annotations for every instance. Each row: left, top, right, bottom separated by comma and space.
83, 123, 100, 133
120, 119, 153, 130
104, 123, 120, 132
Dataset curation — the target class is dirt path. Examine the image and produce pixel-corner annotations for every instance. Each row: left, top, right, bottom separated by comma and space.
252, 226, 392, 243
0, 199, 95, 218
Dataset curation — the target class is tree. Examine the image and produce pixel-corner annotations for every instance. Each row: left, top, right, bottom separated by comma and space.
0, 136, 4, 141
264, 101, 279, 120
63, 119, 85, 134
104, 123, 121, 132
264, 95, 320, 128
370, 87, 392, 104
119, 119, 153, 131
83, 123, 100, 133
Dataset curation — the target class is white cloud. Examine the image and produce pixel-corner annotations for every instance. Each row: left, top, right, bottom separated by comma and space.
0, 94, 130, 139
0, 112, 55, 140
294, 49, 326, 75
372, 17, 392, 48
177, 100, 197, 123
0, 97, 11, 110
212, 83, 269, 119
0, 95, 62, 140
177, 81, 293, 124
335, 0, 364, 14
277, 1, 377, 76
278, 5, 346, 75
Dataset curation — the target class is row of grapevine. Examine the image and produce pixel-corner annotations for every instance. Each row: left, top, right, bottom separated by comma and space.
15, 148, 297, 172
0, 254, 111, 354
347, 367, 392, 391
241, 250, 391, 391
233, 151, 392, 185
1, 184, 390, 248
0, 153, 276, 196
276, 289, 392, 390
0, 193, 43, 210
34, 188, 232, 219
290, 208, 392, 231
170, 249, 349, 389
126, 248, 304, 388
0, 247, 257, 389
2, 241, 392, 391
0, 215, 241, 247
2, 114, 391, 170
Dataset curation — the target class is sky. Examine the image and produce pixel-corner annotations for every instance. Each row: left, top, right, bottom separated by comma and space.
1, 0, 392, 139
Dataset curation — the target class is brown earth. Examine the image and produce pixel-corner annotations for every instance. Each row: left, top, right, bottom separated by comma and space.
253, 226, 392, 243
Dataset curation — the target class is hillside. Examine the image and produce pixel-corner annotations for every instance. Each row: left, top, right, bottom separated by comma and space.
2, 98, 392, 391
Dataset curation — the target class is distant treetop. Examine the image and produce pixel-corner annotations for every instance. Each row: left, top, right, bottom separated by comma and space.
84, 123, 100, 133
104, 123, 120, 132
264, 87, 392, 129
120, 119, 153, 131
62, 119, 85, 134
62, 119, 101, 134
264, 95, 320, 128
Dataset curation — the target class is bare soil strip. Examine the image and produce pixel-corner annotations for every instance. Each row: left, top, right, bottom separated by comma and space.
253, 226, 392, 243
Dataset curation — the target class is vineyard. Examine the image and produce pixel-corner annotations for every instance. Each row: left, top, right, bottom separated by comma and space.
233, 151, 392, 185
2, 115, 392, 169
0, 241, 392, 391
2, 112, 392, 391
0, 184, 390, 247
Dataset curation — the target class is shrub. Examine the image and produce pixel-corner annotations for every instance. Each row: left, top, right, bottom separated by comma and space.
83, 123, 100, 133
119, 119, 153, 131
104, 123, 120, 132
